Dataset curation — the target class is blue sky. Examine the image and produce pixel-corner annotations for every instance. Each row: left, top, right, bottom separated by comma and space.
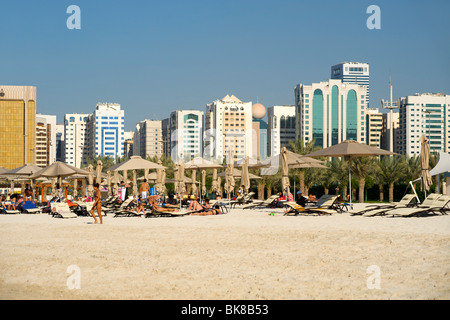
1, 0, 449, 131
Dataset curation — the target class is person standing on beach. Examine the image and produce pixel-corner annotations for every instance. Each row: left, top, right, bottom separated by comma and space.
140, 179, 150, 202
90, 183, 103, 224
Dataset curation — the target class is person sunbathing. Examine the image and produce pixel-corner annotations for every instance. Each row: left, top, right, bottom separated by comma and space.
187, 197, 203, 212
151, 200, 178, 213
190, 199, 221, 215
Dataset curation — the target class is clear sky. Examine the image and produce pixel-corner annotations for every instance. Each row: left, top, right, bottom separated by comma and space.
1, 0, 449, 131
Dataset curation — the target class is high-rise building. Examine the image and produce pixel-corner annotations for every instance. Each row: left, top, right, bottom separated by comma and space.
168, 110, 204, 161
205, 94, 253, 162
87, 103, 125, 160
331, 62, 370, 107
366, 108, 383, 148
397, 93, 450, 157
55, 124, 65, 162
295, 79, 367, 148
64, 113, 89, 167
133, 120, 163, 159
35, 114, 57, 167
381, 111, 400, 153
0, 85, 36, 169
268, 105, 296, 156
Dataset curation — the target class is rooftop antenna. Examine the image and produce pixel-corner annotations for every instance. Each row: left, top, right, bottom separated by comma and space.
381, 73, 398, 153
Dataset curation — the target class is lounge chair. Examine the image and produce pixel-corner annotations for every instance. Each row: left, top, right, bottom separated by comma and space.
230, 192, 255, 208
51, 202, 78, 219
112, 198, 137, 217
383, 193, 443, 217
1, 201, 21, 214
350, 194, 418, 216
21, 201, 42, 214
242, 195, 279, 209
84, 201, 108, 217
284, 195, 340, 216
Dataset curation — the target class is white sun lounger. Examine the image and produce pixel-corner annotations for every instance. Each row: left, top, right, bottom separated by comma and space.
51, 202, 78, 219
383, 193, 443, 217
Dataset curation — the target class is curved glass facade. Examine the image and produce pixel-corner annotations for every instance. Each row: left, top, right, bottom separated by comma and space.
312, 89, 324, 147
346, 90, 357, 141
331, 85, 339, 145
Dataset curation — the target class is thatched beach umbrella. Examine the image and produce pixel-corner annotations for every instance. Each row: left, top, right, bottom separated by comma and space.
191, 169, 198, 196
87, 164, 94, 198
281, 147, 290, 195
211, 168, 219, 193
420, 135, 433, 193
241, 156, 250, 195
201, 170, 207, 197
304, 140, 395, 207
96, 160, 103, 184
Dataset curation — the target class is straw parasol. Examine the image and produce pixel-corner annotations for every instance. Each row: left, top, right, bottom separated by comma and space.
2, 164, 43, 177
241, 156, 250, 195
107, 155, 166, 171
184, 157, 224, 170
132, 170, 137, 197
304, 140, 396, 207
211, 168, 219, 193
419, 135, 433, 193
87, 164, 94, 198
96, 160, 103, 184
201, 170, 207, 197
191, 169, 198, 196
281, 147, 290, 195
179, 161, 186, 195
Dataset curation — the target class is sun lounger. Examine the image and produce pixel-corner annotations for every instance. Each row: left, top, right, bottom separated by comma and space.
111, 198, 135, 217
284, 195, 340, 216
84, 201, 108, 217
383, 193, 443, 217
230, 192, 255, 208
1, 202, 21, 214
51, 202, 78, 219
350, 194, 418, 216
21, 201, 41, 214
242, 195, 279, 209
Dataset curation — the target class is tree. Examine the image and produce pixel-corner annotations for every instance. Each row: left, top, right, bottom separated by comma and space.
85, 154, 115, 172
376, 156, 407, 203
328, 158, 349, 198
351, 157, 375, 203
288, 139, 320, 193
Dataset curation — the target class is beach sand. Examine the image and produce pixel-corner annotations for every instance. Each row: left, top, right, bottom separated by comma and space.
1, 204, 449, 300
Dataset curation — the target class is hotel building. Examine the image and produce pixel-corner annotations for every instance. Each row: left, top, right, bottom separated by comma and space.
295, 79, 367, 148
397, 93, 450, 157
0, 85, 36, 169
268, 105, 296, 156
35, 114, 57, 167
366, 108, 383, 148
331, 62, 370, 107
64, 113, 89, 167
167, 110, 204, 161
133, 120, 163, 159
86, 103, 125, 160
205, 94, 253, 162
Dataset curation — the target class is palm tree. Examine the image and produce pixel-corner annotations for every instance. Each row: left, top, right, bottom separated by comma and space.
351, 157, 375, 203
85, 154, 116, 172
376, 155, 407, 203
403, 155, 421, 189
288, 138, 320, 193
328, 158, 349, 198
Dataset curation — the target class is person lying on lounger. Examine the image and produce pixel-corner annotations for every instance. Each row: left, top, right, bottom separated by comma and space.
151, 199, 179, 213
190, 198, 222, 215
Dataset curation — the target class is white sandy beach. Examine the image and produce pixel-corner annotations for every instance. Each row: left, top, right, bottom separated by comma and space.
1, 204, 449, 300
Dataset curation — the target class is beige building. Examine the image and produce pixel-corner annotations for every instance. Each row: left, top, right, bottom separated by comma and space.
0, 85, 36, 169
35, 114, 57, 167
366, 108, 383, 148
205, 94, 253, 162
133, 120, 163, 159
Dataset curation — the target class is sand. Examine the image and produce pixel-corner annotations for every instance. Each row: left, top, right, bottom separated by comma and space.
1, 204, 449, 300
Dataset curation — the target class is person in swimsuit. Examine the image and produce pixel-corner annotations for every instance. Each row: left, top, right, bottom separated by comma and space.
89, 183, 103, 224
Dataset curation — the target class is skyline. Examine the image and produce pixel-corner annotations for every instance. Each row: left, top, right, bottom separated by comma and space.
1, 0, 449, 131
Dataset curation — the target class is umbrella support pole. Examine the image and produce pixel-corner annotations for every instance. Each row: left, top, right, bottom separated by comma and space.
348, 161, 352, 210
409, 181, 421, 204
